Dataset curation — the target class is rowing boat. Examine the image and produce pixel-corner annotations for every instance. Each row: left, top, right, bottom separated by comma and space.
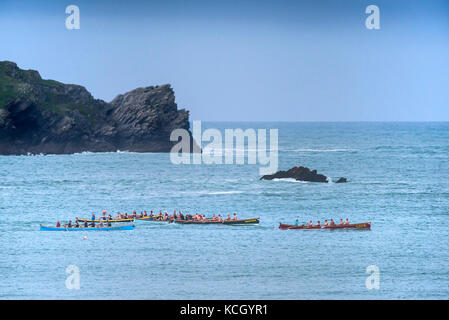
223, 218, 260, 225
279, 222, 371, 230
175, 218, 260, 225
278, 224, 321, 230
40, 224, 135, 231
135, 216, 166, 222
76, 218, 134, 223
323, 222, 371, 230
174, 220, 222, 225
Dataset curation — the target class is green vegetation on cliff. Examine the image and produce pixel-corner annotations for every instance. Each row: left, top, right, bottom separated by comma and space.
0, 61, 102, 120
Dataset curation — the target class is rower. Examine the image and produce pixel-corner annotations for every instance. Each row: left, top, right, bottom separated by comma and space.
227, 214, 231, 221
74, 220, 80, 228
56, 220, 61, 227
324, 220, 328, 227
106, 220, 111, 227
91, 213, 96, 221
212, 214, 216, 221
309, 220, 313, 226
345, 218, 350, 225
316, 221, 321, 227
340, 219, 344, 225
233, 213, 237, 220
294, 219, 299, 226
218, 214, 222, 222
98, 221, 104, 227
67, 220, 72, 228
330, 219, 335, 226
84, 221, 89, 228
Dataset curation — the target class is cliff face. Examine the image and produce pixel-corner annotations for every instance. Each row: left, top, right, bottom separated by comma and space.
0, 61, 192, 155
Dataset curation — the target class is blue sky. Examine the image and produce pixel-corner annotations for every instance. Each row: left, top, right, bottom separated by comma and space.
0, 0, 448, 121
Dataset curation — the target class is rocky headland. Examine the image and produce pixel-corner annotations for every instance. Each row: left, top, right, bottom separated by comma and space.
0, 61, 195, 155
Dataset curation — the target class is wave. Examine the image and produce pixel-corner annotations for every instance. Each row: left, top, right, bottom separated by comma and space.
270, 178, 311, 183
268, 178, 335, 184
206, 191, 245, 195
73, 150, 138, 155
282, 148, 356, 153
180, 190, 245, 195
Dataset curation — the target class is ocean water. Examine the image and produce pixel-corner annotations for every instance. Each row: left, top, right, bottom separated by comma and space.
1, 122, 448, 299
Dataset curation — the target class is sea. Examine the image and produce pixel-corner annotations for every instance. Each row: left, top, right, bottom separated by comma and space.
1, 122, 448, 299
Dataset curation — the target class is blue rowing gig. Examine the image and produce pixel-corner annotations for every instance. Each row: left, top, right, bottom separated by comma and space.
39, 224, 135, 231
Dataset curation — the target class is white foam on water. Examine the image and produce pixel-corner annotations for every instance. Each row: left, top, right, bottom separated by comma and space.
270, 178, 310, 183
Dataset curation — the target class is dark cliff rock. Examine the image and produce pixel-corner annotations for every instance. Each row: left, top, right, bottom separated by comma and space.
260, 165, 347, 183
0, 61, 194, 155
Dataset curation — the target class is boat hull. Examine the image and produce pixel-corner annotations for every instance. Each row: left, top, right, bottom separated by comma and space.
323, 222, 371, 230
40, 224, 135, 231
175, 218, 260, 225
223, 218, 260, 225
76, 218, 134, 223
279, 222, 371, 230
135, 217, 167, 222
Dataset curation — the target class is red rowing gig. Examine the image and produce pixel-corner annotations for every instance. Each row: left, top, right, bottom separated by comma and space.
279, 222, 371, 230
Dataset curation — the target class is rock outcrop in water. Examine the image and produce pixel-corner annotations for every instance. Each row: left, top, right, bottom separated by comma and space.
0, 61, 195, 155
260, 165, 347, 183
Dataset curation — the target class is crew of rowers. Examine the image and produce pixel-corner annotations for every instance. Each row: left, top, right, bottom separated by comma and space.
294, 218, 351, 227
55, 210, 240, 228
56, 219, 113, 228
146, 210, 239, 222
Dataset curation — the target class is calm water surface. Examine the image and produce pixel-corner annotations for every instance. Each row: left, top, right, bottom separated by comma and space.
1, 122, 448, 299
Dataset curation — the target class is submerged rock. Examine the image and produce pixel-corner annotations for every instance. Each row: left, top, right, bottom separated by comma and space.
260, 165, 347, 183
0, 61, 195, 155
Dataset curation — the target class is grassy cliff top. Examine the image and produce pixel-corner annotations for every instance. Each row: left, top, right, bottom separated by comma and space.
0, 61, 102, 119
